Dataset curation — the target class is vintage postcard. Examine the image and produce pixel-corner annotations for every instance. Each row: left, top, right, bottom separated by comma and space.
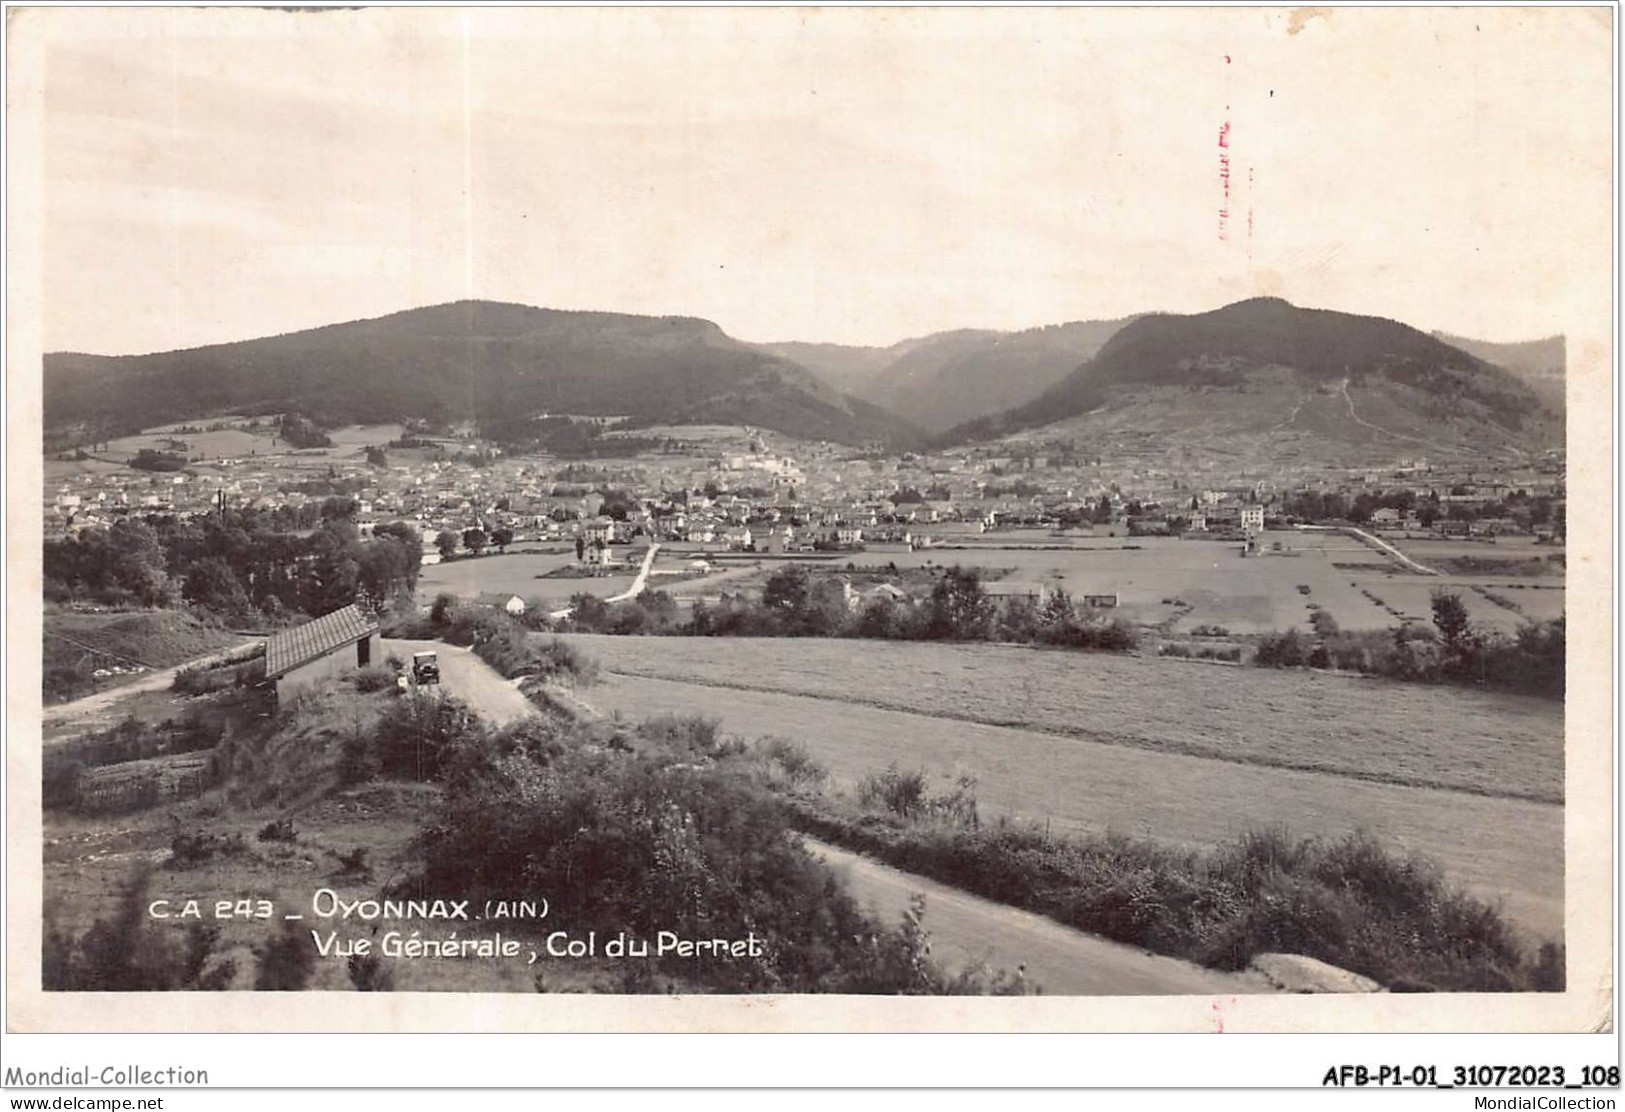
4, 5, 1614, 1037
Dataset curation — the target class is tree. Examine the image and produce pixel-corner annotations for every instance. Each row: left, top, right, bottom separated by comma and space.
575, 536, 586, 562
462, 528, 488, 556
183, 557, 250, 616
1039, 587, 1075, 633
762, 564, 811, 616
436, 530, 460, 561
927, 567, 992, 640
490, 527, 514, 554
1431, 589, 1473, 654
568, 593, 609, 631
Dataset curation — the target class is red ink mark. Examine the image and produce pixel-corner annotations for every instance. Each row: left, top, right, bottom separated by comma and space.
1212, 999, 1226, 1033
1247, 167, 1255, 259
1217, 117, 1232, 240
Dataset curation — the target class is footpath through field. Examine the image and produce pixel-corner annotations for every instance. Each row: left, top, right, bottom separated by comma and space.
804, 837, 1272, 996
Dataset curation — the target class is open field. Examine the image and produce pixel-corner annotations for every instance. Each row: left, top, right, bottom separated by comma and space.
417, 551, 583, 601
559, 635, 1562, 802
868, 532, 1434, 633
324, 423, 405, 448
694, 530, 1563, 636
96, 426, 278, 462
1391, 536, 1566, 562
419, 550, 756, 607
573, 670, 1562, 941
1353, 577, 1565, 633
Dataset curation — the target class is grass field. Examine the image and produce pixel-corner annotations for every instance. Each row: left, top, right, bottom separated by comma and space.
417, 551, 583, 602
559, 635, 1562, 802
419, 550, 754, 607
572, 671, 1562, 942
846, 532, 1442, 633
723, 530, 1563, 636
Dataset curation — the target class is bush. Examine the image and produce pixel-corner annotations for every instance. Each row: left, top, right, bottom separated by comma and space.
255, 921, 315, 990
352, 665, 397, 693
410, 712, 1026, 993
858, 765, 929, 819
169, 829, 248, 867
1253, 629, 1308, 667
756, 737, 828, 789
636, 713, 735, 757
371, 694, 487, 781
257, 818, 297, 843
531, 637, 599, 685
1248, 617, 1562, 698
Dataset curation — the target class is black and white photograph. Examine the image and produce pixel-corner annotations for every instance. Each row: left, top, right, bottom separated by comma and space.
4, 4, 1614, 1043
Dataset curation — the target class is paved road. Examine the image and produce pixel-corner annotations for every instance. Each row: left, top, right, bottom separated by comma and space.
382, 639, 536, 726
805, 837, 1270, 996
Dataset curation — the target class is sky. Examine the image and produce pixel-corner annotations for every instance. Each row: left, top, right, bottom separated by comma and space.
26, 6, 1614, 355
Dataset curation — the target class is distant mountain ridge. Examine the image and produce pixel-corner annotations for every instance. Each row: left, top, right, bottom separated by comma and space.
45, 297, 1563, 464
1432, 332, 1565, 383
756, 317, 1134, 433
942, 298, 1560, 459
44, 301, 917, 447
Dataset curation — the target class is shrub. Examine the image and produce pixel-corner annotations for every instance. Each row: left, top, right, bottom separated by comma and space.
790, 797, 1558, 993
254, 921, 315, 990
411, 722, 1022, 993
371, 694, 486, 781
757, 736, 828, 788
169, 829, 248, 867
352, 665, 397, 693
531, 636, 599, 685
348, 952, 395, 991
1253, 629, 1308, 667
257, 817, 297, 843
858, 765, 929, 819
1309, 609, 1340, 637
637, 713, 731, 756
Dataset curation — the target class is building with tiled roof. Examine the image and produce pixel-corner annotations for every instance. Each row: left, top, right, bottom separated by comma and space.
265, 604, 380, 698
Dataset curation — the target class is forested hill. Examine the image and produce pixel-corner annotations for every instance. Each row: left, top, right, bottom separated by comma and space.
943, 298, 1558, 454
44, 301, 916, 447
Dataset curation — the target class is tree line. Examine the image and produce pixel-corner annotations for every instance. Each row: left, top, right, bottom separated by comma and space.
1252, 588, 1564, 699
44, 506, 422, 622
560, 564, 1136, 651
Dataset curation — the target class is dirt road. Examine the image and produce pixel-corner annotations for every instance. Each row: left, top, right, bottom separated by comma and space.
43, 639, 260, 741
381, 639, 536, 726
805, 837, 1270, 996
